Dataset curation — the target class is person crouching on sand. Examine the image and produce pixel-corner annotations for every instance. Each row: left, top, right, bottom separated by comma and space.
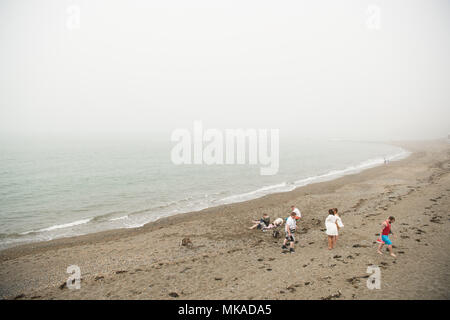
291, 205, 301, 220
263, 217, 283, 230
377, 216, 396, 257
282, 211, 297, 253
325, 209, 339, 250
249, 214, 270, 230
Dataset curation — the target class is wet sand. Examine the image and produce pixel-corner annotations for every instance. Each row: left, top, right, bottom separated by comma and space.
1, 140, 449, 300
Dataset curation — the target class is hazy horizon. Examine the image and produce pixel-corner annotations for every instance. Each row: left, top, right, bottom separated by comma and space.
1, 0, 449, 141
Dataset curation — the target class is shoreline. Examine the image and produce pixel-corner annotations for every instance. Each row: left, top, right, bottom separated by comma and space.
1, 139, 449, 299
0, 142, 409, 253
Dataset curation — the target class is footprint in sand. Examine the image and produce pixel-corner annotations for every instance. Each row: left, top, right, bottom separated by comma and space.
430, 216, 442, 224
115, 270, 127, 274
180, 267, 191, 273
286, 286, 296, 293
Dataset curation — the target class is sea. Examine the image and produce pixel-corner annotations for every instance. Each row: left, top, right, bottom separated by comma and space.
0, 136, 410, 250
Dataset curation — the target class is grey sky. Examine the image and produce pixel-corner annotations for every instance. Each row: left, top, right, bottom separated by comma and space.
1, 0, 449, 141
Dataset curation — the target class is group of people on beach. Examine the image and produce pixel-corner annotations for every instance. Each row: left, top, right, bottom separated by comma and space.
249, 205, 396, 257
248, 205, 301, 253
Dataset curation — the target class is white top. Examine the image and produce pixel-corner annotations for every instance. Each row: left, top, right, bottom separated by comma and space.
325, 214, 338, 236
325, 214, 338, 225
285, 216, 297, 231
292, 207, 301, 218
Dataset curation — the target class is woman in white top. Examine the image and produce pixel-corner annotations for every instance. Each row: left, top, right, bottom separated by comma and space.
325, 209, 339, 250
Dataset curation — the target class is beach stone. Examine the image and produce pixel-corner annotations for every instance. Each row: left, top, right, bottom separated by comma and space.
181, 237, 193, 247
321, 290, 342, 300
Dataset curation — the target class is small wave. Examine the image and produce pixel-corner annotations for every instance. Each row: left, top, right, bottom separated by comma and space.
219, 182, 295, 203
20, 218, 92, 235
123, 222, 146, 229
109, 215, 129, 221
294, 150, 410, 187
91, 211, 127, 222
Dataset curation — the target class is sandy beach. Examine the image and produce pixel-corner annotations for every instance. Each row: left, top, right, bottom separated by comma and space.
1, 140, 449, 300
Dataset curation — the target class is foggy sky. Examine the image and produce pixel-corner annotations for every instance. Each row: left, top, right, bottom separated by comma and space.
1, 0, 449, 141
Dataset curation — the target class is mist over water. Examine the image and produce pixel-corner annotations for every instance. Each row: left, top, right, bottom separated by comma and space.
0, 137, 408, 249
1, 0, 449, 141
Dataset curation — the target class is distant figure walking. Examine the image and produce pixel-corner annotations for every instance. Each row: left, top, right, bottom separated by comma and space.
377, 216, 396, 257
325, 209, 339, 250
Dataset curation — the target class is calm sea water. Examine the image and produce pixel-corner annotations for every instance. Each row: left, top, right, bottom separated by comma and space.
0, 136, 409, 249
